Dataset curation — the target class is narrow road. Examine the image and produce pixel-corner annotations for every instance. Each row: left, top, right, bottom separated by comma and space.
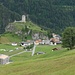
10, 50, 32, 57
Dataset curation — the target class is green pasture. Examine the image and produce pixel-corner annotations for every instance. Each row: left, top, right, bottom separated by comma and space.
0, 44, 24, 56
0, 44, 75, 75
0, 33, 22, 44
11, 45, 67, 61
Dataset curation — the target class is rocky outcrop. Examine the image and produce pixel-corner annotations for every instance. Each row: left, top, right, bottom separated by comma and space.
5, 24, 16, 33
5, 23, 22, 36
32, 33, 48, 40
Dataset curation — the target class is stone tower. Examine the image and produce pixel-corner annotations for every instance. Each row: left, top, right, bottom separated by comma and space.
22, 15, 26, 22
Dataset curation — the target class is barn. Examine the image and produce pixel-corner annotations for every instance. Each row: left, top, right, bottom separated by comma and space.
0, 54, 9, 65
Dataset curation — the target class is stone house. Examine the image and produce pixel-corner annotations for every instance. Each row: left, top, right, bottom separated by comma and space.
0, 54, 9, 65
39, 40, 50, 45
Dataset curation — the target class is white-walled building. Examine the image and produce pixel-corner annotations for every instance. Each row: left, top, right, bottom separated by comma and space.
0, 54, 9, 65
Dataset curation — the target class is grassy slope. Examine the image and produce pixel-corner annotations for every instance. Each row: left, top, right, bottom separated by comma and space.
1, 21, 46, 44
0, 33, 22, 44
0, 45, 75, 75
1, 20, 47, 43
12, 21, 47, 34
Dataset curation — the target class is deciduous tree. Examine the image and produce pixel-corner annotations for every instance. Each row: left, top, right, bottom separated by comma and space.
62, 27, 75, 50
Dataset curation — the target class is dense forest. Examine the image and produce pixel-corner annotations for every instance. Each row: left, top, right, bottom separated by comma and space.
0, 4, 21, 33
0, 0, 75, 34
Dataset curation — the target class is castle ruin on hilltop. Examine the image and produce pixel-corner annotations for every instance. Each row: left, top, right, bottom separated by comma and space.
14, 15, 26, 23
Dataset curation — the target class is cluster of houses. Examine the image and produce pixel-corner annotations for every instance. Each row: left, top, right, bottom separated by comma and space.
20, 33, 62, 47
0, 33, 62, 65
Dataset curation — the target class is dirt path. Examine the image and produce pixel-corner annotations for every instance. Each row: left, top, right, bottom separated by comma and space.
10, 50, 31, 57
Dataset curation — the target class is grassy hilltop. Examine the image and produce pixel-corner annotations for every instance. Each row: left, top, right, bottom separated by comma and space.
0, 21, 47, 44
11, 21, 46, 33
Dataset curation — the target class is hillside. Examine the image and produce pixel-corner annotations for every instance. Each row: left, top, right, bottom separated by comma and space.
0, 4, 21, 34
0, 0, 75, 34
7, 21, 46, 33
5, 21, 47, 35
0, 21, 47, 43
0, 45, 75, 75
0, 19, 48, 44
0, 33, 22, 44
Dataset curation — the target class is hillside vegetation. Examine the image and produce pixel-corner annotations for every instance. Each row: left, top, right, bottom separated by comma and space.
0, 33, 22, 44
0, 21, 47, 43
0, 0, 75, 34
10, 21, 46, 33
0, 4, 21, 34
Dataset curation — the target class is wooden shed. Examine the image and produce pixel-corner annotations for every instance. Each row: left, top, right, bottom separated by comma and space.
0, 54, 9, 65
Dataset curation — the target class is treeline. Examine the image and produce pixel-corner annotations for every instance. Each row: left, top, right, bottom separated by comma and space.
53, 0, 75, 5
0, 4, 21, 34
0, 0, 75, 34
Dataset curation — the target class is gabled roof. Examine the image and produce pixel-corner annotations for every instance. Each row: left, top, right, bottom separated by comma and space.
50, 38, 60, 43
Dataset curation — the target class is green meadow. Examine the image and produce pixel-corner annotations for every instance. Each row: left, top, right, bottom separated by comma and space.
0, 44, 75, 75
12, 21, 47, 34
0, 33, 22, 44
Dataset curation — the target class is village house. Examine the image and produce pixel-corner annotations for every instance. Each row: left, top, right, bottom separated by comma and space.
50, 33, 62, 45
20, 40, 34, 47
11, 42, 17, 46
39, 40, 50, 45
0, 54, 9, 65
